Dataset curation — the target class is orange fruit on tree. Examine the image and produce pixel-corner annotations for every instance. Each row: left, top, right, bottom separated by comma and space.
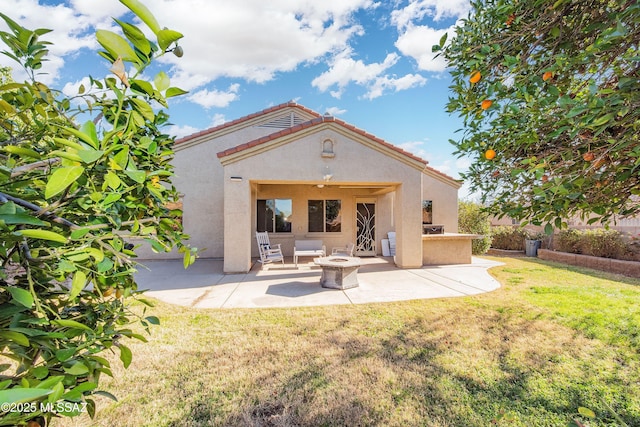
469, 71, 481, 84
481, 99, 493, 110
485, 149, 496, 160
505, 13, 515, 26
542, 71, 553, 81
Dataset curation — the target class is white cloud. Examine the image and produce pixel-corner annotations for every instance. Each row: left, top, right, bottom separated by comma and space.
391, 0, 469, 28
165, 123, 201, 139
391, 0, 469, 73
0, 0, 122, 84
187, 84, 240, 109
326, 106, 347, 116
395, 23, 456, 72
312, 49, 424, 99
151, 0, 375, 85
397, 140, 430, 161
365, 73, 426, 100
209, 113, 228, 127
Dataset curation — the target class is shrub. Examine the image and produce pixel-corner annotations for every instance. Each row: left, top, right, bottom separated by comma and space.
0, 2, 195, 425
490, 226, 530, 251
555, 229, 627, 259
458, 201, 491, 255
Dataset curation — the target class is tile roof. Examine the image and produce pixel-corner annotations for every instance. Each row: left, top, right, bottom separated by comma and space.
175, 100, 459, 185
216, 114, 429, 165
174, 101, 320, 146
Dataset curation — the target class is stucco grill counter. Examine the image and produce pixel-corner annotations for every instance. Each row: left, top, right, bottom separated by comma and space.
422, 233, 482, 265
314, 256, 362, 289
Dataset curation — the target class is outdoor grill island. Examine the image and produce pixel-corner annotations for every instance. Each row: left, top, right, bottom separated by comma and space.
313, 256, 362, 289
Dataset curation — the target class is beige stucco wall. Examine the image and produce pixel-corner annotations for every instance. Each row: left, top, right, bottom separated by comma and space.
221, 123, 430, 271
135, 108, 317, 259
422, 173, 459, 233
135, 107, 460, 271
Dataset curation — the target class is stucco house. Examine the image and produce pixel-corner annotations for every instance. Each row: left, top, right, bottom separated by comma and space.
145, 101, 465, 273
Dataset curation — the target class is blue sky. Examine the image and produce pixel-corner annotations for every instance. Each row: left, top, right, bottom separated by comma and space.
1, 0, 473, 195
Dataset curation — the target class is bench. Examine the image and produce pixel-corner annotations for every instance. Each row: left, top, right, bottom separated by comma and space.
294, 240, 326, 267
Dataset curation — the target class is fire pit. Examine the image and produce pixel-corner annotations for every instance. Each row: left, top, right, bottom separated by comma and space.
313, 256, 362, 289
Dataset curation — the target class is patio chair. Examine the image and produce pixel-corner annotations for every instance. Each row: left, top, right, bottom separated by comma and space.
255, 231, 284, 268
331, 242, 355, 257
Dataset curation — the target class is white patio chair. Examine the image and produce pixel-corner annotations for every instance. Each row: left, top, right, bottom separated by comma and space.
331, 242, 355, 257
255, 231, 284, 268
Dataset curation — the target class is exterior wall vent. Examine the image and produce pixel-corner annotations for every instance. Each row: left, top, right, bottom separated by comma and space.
256, 113, 305, 129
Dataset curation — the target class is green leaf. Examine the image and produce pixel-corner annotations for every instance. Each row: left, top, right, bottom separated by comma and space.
70, 227, 91, 239
157, 28, 183, 51
93, 390, 118, 401
69, 270, 86, 299
36, 375, 64, 390
130, 98, 155, 122
8, 287, 34, 308
166, 87, 188, 98
145, 316, 160, 325
0, 330, 30, 346
591, 113, 614, 127
32, 366, 49, 380
438, 31, 448, 48
124, 169, 146, 183
577, 407, 596, 418
2, 145, 42, 159
80, 120, 99, 147
154, 71, 170, 91
115, 18, 151, 56
77, 149, 104, 164
52, 319, 93, 332
55, 347, 77, 362
96, 29, 140, 64
119, 344, 132, 368
105, 171, 122, 189
45, 165, 84, 199
16, 229, 68, 244
112, 146, 129, 170
0, 212, 49, 226
0, 388, 52, 405
64, 362, 89, 376
120, 0, 161, 34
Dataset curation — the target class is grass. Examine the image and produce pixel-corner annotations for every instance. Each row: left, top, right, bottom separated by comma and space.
58, 257, 639, 427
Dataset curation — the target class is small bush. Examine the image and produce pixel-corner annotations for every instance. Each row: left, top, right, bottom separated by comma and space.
555, 229, 628, 259
490, 226, 530, 251
458, 201, 491, 254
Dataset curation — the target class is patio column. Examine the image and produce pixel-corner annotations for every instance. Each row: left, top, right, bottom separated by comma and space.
223, 174, 252, 273
394, 177, 423, 268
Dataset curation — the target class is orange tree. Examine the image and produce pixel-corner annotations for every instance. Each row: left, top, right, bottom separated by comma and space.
0, 0, 194, 425
436, 0, 639, 231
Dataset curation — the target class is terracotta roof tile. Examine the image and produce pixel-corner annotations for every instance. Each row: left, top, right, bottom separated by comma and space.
207, 103, 458, 184
216, 114, 431, 167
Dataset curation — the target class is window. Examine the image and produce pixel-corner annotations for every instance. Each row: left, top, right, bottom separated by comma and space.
422, 200, 433, 224
308, 200, 341, 232
257, 199, 292, 232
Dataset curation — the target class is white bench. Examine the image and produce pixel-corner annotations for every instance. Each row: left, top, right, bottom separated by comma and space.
294, 240, 326, 267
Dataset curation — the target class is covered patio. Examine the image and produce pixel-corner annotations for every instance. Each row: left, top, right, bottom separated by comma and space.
134, 256, 503, 309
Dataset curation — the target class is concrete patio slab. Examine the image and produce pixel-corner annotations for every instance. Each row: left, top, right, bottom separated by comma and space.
134, 256, 503, 309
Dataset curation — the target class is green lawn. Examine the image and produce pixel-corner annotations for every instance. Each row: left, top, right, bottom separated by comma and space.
59, 257, 640, 427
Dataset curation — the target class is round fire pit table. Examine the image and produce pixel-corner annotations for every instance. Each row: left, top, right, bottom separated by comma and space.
313, 256, 362, 290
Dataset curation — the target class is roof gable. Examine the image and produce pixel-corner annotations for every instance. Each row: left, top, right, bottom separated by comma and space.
174, 101, 320, 148
217, 114, 429, 170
